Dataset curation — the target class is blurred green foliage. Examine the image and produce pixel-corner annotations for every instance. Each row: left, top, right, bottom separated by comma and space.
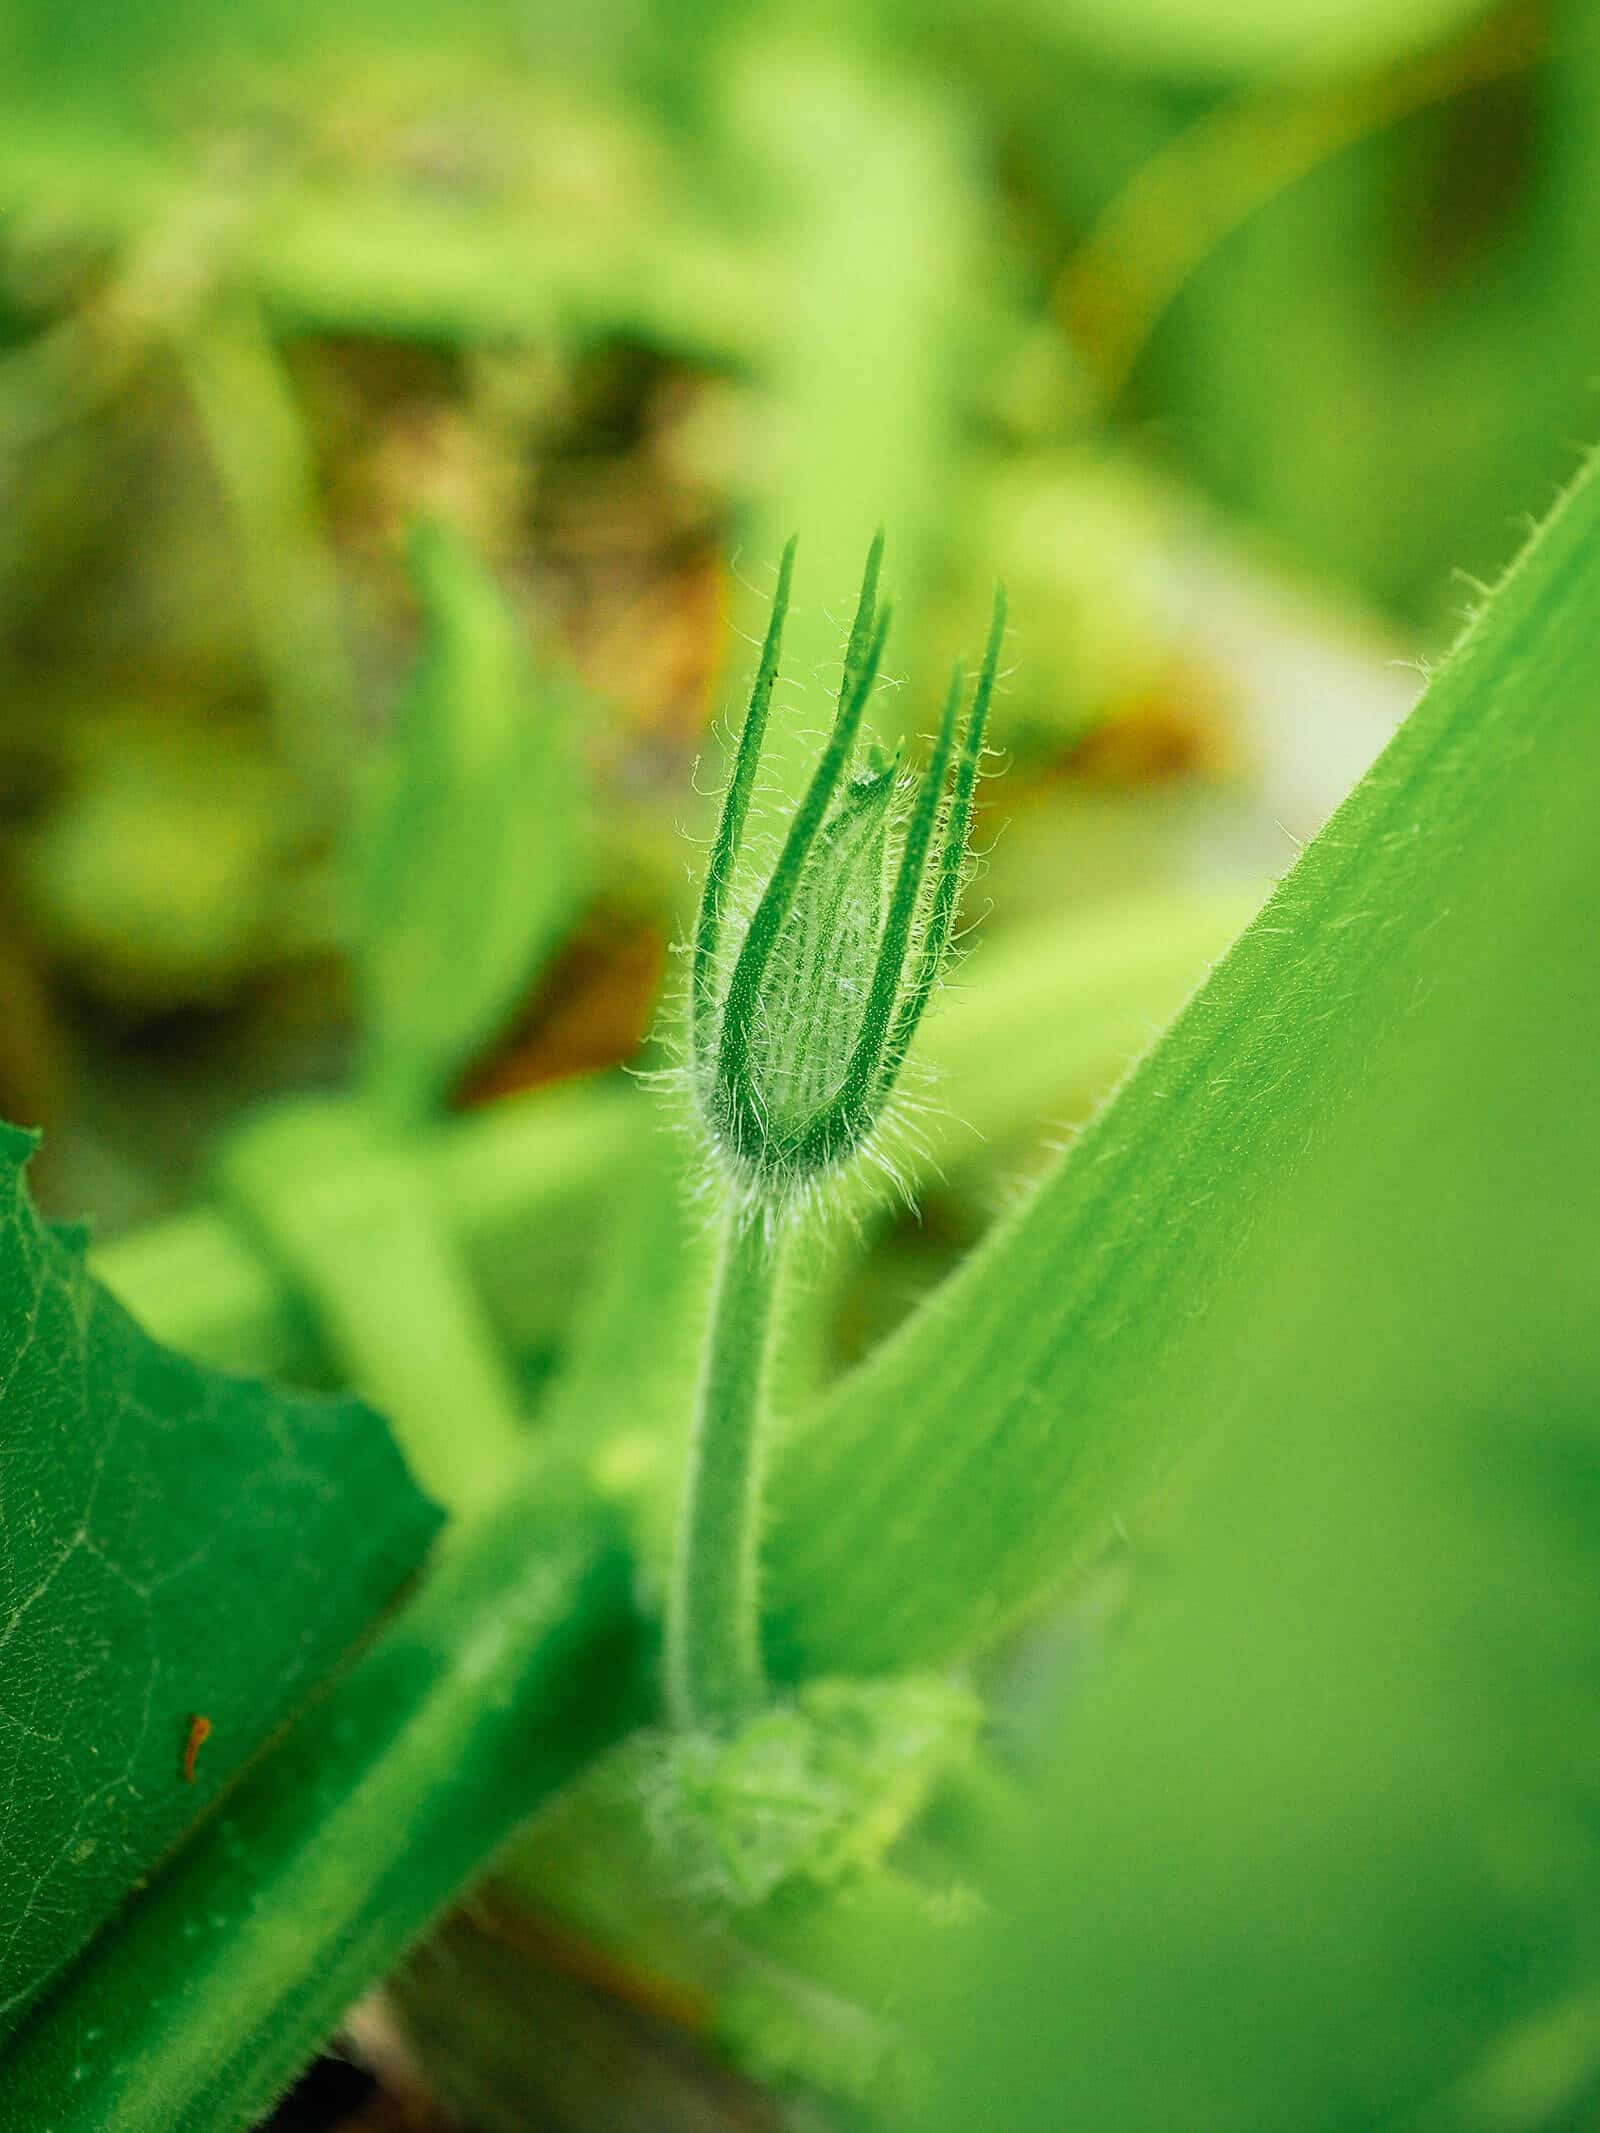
5, 0, 1596, 1198
3, 1, 1600, 2127
353, 518, 588, 1124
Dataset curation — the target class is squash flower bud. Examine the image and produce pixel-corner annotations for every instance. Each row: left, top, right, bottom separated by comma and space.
689, 536, 1003, 1206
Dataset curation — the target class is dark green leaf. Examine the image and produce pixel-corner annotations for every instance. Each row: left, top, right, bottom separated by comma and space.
0, 1124, 440, 2039
0, 1466, 638, 2133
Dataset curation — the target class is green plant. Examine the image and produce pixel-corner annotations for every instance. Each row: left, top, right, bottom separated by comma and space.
667, 535, 1002, 1728
2, 433, 1598, 2131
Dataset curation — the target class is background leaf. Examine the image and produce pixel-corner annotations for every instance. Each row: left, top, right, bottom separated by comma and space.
1026, 0, 1497, 77
354, 518, 589, 1124
0, 1124, 440, 2037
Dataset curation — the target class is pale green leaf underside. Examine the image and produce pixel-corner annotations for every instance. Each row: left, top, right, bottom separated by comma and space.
0, 1127, 440, 2038
766, 439, 1600, 1677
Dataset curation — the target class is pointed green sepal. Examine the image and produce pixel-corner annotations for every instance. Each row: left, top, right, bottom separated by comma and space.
690, 542, 1002, 1208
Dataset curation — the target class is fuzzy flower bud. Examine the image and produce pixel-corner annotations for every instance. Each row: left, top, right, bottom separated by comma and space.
689, 536, 1004, 1205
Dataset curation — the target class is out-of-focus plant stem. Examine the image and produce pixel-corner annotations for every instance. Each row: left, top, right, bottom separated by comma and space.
721, 34, 978, 795
178, 299, 362, 804
216, 1101, 531, 1517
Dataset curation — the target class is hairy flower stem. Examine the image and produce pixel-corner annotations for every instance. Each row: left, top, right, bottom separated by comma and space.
667, 1206, 786, 1730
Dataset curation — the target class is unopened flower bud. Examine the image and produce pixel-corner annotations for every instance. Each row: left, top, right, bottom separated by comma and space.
689, 535, 1004, 1205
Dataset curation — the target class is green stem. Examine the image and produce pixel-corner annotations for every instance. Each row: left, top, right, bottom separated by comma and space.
668, 1205, 785, 1729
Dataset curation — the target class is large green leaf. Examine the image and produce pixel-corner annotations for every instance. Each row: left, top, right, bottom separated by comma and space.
766, 441, 1600, 1678
920, 505, 1600, 2130
0, 1465, 638, 2133
0, 1125, 439, 2038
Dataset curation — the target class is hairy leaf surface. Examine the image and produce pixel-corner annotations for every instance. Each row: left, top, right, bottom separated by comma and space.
921, 557, 1600, 2130
767, 441, 1600, 1675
